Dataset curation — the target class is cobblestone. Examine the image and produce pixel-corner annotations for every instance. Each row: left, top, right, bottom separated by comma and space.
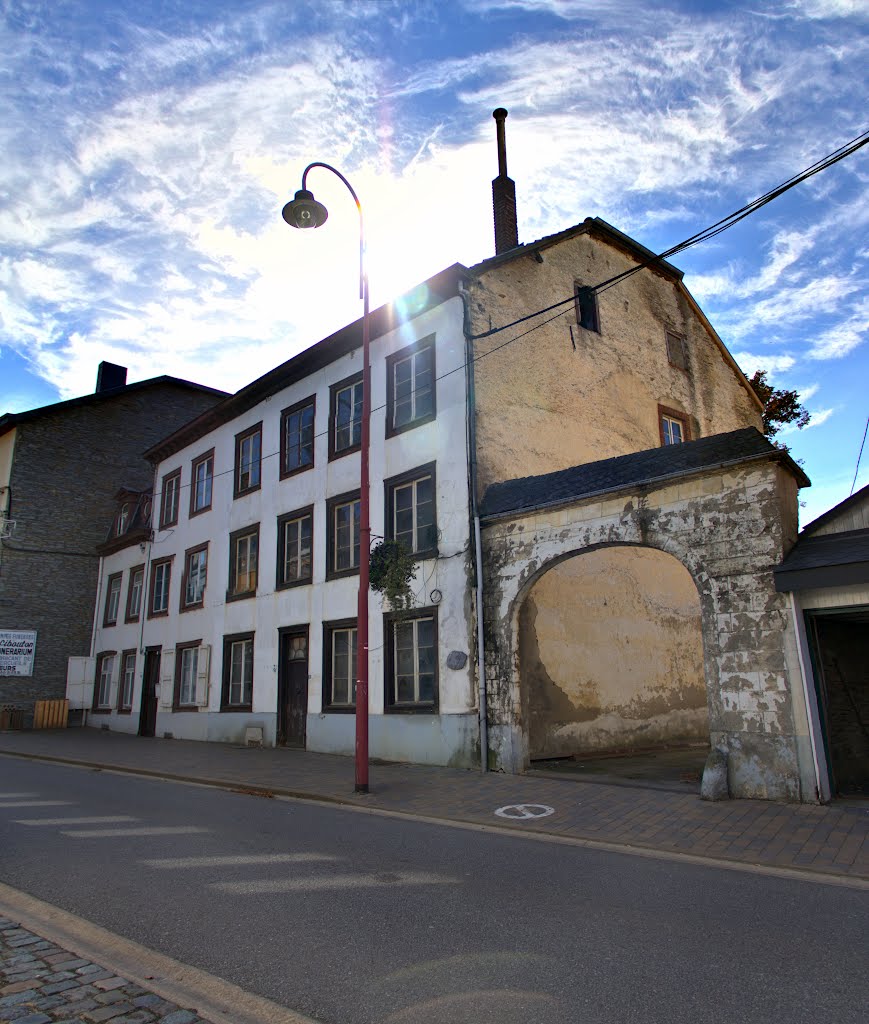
0, 926, 210, 1024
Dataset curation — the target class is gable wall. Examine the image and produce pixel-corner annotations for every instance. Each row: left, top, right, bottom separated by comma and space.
466, 231, 762, 495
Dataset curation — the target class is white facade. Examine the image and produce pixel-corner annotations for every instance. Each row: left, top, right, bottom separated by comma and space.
78, 285, 479, 767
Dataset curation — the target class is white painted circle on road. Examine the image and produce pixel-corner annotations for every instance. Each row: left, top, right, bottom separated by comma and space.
494, 803, 555, 820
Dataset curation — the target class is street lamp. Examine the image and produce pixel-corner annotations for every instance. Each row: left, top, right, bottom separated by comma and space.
283, 164, 371, 794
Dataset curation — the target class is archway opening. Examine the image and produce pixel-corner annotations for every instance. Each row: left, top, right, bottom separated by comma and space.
519, 545, 709, 787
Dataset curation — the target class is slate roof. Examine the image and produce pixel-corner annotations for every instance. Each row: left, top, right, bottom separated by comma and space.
774, 529, 869, 592
479, 427, 810, 521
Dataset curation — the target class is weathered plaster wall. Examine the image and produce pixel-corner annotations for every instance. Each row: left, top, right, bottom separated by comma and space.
520, 547, 707, 758
482, 458, 816, 801
467, 228, 763, 495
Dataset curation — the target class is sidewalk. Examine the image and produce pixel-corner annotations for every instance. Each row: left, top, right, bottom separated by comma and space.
1, 728, 867, 883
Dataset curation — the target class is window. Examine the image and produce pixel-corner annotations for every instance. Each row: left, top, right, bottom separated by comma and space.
234, 423, 262, 498
326, 491, 360, 579
221, 633, 254, 710
190, 449, 214, 516
228, 525, 259, 599
93, 652, 116, 711
103, 572, 122, 627
125, 564, 144, 622
666, 331, 689, 372
385, 464, 437, 557
174, 643, 202, 708
160, 469, 181, 528
659, 405, 690, 446
574, 283, 600, 333
281, 397, 315, 478
148, 557, 172, 617
385, 611, 437, 711
323, 621, 357, 710
116, 503, 130, 536
277, 507, 313, 589
386, 337, 435, 436
119, 650, 136, 711
181, 543, 208, 610
329, 372, 363, 459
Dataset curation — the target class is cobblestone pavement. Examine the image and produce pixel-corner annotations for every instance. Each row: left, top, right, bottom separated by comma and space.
0, 917, 207, 1024
1, 729, 867, 882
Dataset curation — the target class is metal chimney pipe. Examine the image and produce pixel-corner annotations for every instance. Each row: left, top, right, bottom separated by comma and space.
491, 108, 518, 255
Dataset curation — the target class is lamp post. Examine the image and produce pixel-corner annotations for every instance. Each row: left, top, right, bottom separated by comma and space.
283, 164, 371, 794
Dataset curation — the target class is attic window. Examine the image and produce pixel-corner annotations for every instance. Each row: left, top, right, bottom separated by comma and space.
666, 331, 688, 372
574, 284, 599, 333
117, 504, 130, 536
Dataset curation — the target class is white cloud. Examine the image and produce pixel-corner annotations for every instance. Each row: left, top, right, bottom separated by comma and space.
732, 351, 796, 376
808, 297, 869, 359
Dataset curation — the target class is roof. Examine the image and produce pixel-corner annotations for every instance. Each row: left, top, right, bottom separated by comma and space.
799, 480, 869, 537
144, 263, 468, 465
479, 427, 810, 521
0, 375, 228, 440
774, 529, 869, 592
470, 216, 685, 281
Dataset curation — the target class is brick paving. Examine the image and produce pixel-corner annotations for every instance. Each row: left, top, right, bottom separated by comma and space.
0, 729, 867, 881
0, 917, 207, 1024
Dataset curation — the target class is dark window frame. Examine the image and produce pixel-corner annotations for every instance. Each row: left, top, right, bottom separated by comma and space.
658, 404, 691, 446
328, 371, 363, 461
666, 330, 689, 373
280, 395, 316, 479
189, 447, 215, 518
148, 556, 173, 619
234, 421, 263, 499
384, 607, 439, 713
124, 563, 145, 623
227, 523, 260, 602
103, 571, 123, 627
384, 462, 438, 559
118, 648, 137, 713
173, 640, 203, 711
574, 282, 600, 333
326, 489, 361, 581
276, 505, 314, 590
180, 542, 209, 612
322, 618, 357, 713
160, 468, 181, 528
385, 335, 436, 438
220, 631, 255, 712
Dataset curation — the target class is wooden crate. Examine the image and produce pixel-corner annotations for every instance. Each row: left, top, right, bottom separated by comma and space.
33, 699, 69, 729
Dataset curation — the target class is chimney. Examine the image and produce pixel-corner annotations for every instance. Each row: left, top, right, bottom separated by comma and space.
96, 361, 128, 393
491, 108, 518, 255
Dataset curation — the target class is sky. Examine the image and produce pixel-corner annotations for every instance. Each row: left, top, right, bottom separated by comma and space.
0, 0, 867, 525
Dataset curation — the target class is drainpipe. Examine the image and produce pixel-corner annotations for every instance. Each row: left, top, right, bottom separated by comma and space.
460, 279, 488, 772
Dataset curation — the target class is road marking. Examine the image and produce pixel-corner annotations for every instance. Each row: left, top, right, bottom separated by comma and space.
142, 853, 340, 869
0, 792, 41, 798
61, 826, 210, 838
0, 800, 75, 808
494, 804, 555, 820
212, 871, 458, 894
15, 815, 139, 826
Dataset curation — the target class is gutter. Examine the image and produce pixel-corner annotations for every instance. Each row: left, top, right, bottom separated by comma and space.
459, 280, 488, 773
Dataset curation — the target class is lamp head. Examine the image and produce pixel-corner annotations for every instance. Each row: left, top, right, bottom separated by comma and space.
282, 189, 329, 229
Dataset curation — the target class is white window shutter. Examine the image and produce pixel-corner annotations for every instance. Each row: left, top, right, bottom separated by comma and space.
108, 656, 120, 709
195, 645, 210, 707
66, 656, 96, 710
159, 649, 175, 707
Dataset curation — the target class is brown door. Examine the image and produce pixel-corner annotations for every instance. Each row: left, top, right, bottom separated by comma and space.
278, 629, 308, 747
138, 647, 160, 737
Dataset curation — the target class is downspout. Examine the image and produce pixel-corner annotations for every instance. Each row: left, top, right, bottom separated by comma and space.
460, 279, 488, 772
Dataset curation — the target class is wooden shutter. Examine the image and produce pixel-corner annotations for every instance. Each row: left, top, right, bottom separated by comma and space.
159, 649, 175, 707
194, 645, 211, 707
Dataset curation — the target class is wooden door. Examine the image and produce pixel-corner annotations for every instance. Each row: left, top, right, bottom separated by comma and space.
138, 647, 160, 737
278, 630, 308, 747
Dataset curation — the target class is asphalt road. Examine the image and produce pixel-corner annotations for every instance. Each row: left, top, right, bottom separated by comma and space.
1, 757, 866, 1024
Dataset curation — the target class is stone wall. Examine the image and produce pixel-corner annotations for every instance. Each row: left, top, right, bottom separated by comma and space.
482, 458, 815, 801
0, 383, 224, 717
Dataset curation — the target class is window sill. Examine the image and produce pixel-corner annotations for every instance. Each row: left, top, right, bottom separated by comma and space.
189, 505, 212, 519
385, 411, 436, 440
180, 602, 205, 614
276, 577, 313, 592
226, 590, 257, 603
233, 483, 261, 500
328, 443, 361, 463
90, 708, 112, 715
171, 705, 201, 713
325, 566, 360, 583
322, 704, 356, 714
385, 703, 438, 714
279, 463, 314, 481
219, 704, 253, 713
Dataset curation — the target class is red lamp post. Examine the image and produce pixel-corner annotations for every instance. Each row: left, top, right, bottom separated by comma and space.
283, 165, 370, 793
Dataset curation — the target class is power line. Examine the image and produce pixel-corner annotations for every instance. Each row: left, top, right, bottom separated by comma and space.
851, 414, 869, 496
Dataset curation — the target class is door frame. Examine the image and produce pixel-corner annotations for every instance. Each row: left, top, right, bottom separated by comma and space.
277, 625, 309, 747
138, 646, 161, 737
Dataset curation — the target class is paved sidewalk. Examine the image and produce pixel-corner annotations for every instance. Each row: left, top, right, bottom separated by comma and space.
0, 916, 206, 1024
1, 728, 867, 882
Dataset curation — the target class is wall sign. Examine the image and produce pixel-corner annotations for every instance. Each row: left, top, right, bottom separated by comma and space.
0, 630, 37, 676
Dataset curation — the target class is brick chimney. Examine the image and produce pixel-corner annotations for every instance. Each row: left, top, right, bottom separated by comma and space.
491, 108, 518, 255
95, 361, 128, 393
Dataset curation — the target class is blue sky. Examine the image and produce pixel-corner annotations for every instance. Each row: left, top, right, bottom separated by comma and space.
0, 0, 866, 524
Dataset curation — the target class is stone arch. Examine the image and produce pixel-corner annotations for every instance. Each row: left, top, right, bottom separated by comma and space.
516, 543, 709, 762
